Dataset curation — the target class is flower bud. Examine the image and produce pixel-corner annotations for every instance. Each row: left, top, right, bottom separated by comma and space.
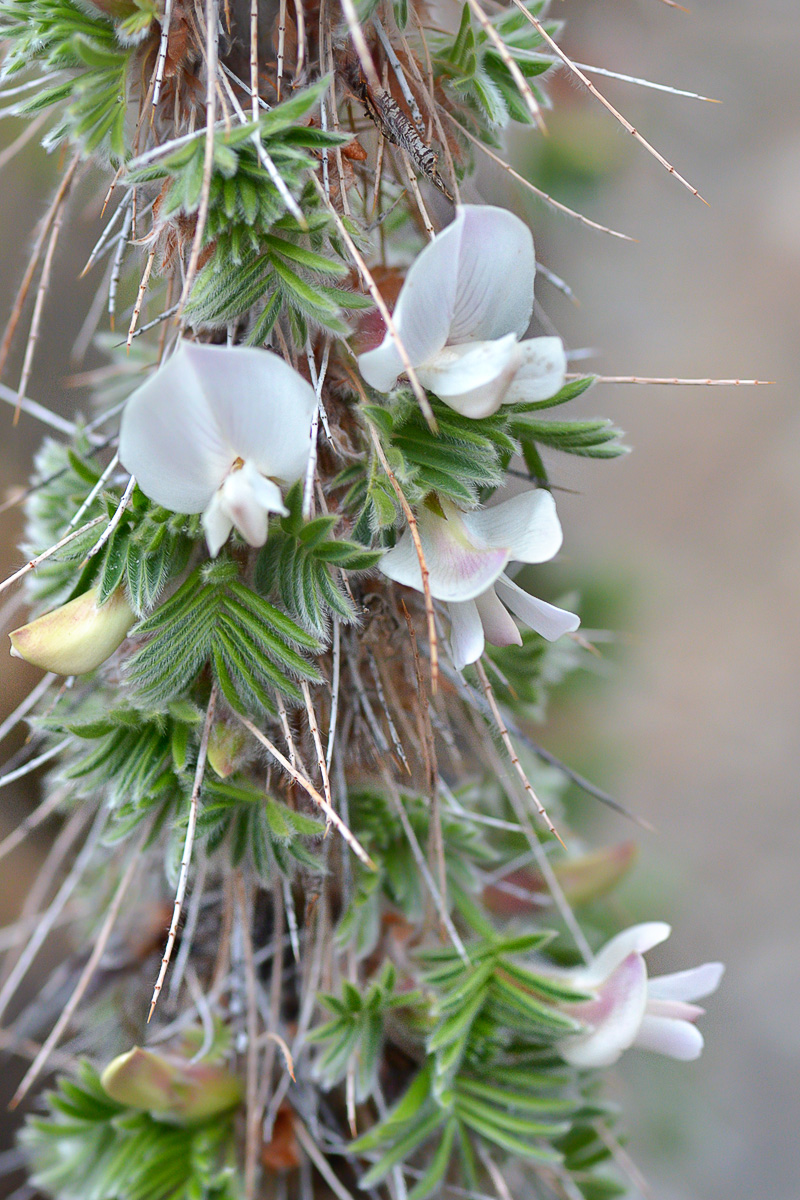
484, 841, 638, 915
9, 586, 135, 675
206, 722, 248, 778
100, 1046, 242, 1125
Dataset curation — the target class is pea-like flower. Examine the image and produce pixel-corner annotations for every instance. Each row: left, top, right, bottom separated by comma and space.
357, 205, 566, 418
119, 341, 316, 557
555, 923, 725, 1068
379, 489, 579, 670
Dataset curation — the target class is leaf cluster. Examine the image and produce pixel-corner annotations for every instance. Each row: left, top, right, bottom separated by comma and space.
364, 396, 515, 505
21, 1062, 241, 1200
23, 440, 200, 616
340, 380, 625, 540
197, 778, 325, 878
0, 0, 133, 159
46, 698, 201, 842
431, 0, 558, 131
255, 481, 383, 638
308, 962, 423, 1100
335, 788, 493, 959
127, 82, 372, 339
349, 933, 617, 1200
127, 558, 321, 714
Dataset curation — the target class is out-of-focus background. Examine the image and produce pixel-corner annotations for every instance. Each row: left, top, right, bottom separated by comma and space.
1, 0, 798, 1196
522, 1, 799, 1197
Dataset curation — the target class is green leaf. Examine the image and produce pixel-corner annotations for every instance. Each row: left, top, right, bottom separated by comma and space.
454, 1099, 562, 1162
127, 565, 319, 710
351, 1063, 434, 1153
357, 1108, 446, 1189
405, 1117, 457, 1200
457, 1078, 577, 1116
511, 375, 596, 413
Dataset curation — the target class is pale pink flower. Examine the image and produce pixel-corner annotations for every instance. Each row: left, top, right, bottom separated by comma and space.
556, 923, 725, 1068
379, 489, 579, 670
358, 205, 566, 419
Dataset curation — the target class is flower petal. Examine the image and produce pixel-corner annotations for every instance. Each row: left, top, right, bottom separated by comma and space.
580, 922, 672, 988
202, 492, 234, 558
462, 489, 563, 563
119, 342, 232, 513
557, 952, 649, 1068
503, 337, 567, 406
448, 599, 485, 669
495, 575, 580, 641
448, 206, 535, 344
379, 506, 510, 602
635, 1014, 705, 1061
474, 587, 522, 647
416, 336, 521, 418
224, 460, 286, 551
647, 962, 725, 1003
120, 341, 316, 513
646, 999, 705, 1022
358, 215, 463, 391
178, 342, 316, 484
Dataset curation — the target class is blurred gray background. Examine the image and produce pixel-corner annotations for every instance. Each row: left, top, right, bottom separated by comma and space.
1, 0, 798, 1196
527, 1, 799, 1197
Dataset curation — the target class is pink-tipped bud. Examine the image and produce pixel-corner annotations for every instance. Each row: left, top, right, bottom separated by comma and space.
9, 586, 134, 675
484, 841, 638, 915
100, 1046, 242, 1125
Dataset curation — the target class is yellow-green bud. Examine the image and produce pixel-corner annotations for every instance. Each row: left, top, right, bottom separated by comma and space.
100, 1046, 242, 1125
9, 586, 135, 675
206, 722, 248, 778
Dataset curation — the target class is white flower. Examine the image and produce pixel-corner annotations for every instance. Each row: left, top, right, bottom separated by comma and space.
357, 205, 566, 418
119, 341, 316, 557
555, 923, 725, 1068
379, 489, 579, 670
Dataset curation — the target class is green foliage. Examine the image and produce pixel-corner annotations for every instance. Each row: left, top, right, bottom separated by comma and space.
42, 697, 200, 840
338, 394, 516, 540
8, 3, 645, 1196
431, 0, 559, 132
309, 963, 423, 1100
120, 491, 198, 617
255, 482, 383, 638
82, 488, 198, 618
23, 440, 200, 616
340, 381, 623, 541
508, 375, 627, 465
126, 82, 372, 338
336, 789, 494, 959
335, 451, 402, 544
0, 0, 133, 159
127, 558, 321, 714
365, 395, 515, 505
421, 933, 587, 1082
196, 779, 325, 877
512, 415, 628, 460
21, 1062, 241, 1200
349, 934, 601, 1198
23, 437, 114, 608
